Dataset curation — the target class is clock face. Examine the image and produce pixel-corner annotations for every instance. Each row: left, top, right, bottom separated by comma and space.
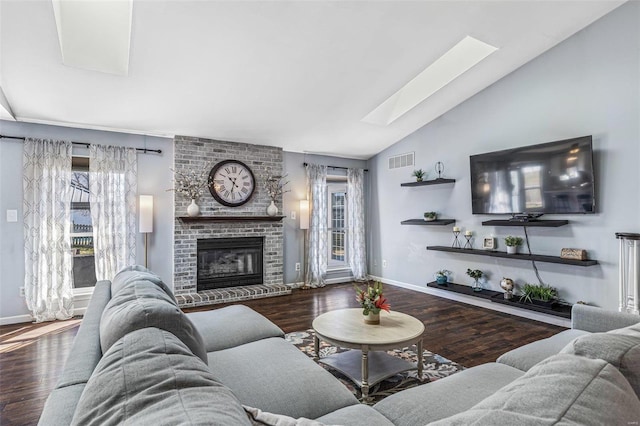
208, 160, 256, 207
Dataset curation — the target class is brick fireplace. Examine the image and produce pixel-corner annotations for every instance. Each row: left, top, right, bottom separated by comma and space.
172, 136, 290, 308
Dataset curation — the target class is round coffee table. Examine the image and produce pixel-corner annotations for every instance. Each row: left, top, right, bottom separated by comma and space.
312, 308, 424, 401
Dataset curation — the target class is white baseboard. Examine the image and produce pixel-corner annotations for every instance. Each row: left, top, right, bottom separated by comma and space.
369, 275, 571, 328
0, 314, 33, 325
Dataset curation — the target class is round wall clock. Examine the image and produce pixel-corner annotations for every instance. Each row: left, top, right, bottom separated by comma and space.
208, 160, 256, 207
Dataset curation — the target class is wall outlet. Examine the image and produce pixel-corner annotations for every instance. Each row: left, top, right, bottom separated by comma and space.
290, 211, 296, 220
373, 259, 377, 267
295, 262, 301, 271
19, 286, 25, 297
382, 260, 387, 268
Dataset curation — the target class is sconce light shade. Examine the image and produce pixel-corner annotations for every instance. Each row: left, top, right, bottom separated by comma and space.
299, 199, 309, 230
139, 195, 154, 233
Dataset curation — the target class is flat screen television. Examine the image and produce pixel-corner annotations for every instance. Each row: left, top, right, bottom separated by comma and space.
470, 136, 595, 215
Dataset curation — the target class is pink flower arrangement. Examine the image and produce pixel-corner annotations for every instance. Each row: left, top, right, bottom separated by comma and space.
355, 281, 390, 315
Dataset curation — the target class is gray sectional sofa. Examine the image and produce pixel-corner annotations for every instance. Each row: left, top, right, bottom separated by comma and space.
39, 266, 640, 425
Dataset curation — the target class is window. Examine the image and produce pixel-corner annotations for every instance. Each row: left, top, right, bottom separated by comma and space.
327, 182, 347, 270
70, 157, 96, 288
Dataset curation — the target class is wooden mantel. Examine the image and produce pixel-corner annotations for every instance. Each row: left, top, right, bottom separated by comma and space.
177, 215, 286, 222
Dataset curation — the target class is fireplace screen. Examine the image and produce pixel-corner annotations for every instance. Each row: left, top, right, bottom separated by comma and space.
197, 237, 264, 291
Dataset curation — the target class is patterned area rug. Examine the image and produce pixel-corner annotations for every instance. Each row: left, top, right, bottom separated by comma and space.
285, 329, 464, 404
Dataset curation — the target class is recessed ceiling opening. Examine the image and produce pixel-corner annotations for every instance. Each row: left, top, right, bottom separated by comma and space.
363, 36, 498, 126
52, 0, 133, 75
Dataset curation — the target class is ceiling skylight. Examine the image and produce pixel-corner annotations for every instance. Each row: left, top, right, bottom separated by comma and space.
362, 36, 498, 126
51, 0, 132, 75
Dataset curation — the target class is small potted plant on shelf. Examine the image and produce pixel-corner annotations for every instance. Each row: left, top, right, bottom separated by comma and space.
434, 270, 451, 285
504, 236, 524, 254
466, 268, 484, 292
424, 211, 437, 221
519, 283, 558, 308
412, 169, 426, 182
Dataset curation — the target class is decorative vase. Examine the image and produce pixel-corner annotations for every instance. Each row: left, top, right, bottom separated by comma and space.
436, 275, 448, 285
266, 200, 278, 216
364, 312, 380, 325
472, 278, 482, 292
507, 246, 517, 255
187, 199, 200, 217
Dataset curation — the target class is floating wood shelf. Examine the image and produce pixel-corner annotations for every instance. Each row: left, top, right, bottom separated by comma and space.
426, 246, 598, 266
426, 281, 572, 319
178, 215, 286, 222
482, 219, 569, 227
400, 178, 455, 187
401, 219, 456, 226
426, 281, 500, 300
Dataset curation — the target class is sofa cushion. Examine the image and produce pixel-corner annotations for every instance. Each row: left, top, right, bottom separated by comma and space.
111, 264, 175, 302
561, 322, 640, 398
38, 383, 85, 426
187, 305, 284, 352
208, 337, 359, 420
316, 404, 394, 426
496, 328, 588, 371
429, 354, 640, 426
71, 328, 251, 426
55, 280, 111, 388
373, 363, 524, 426
100, 278, 207, 363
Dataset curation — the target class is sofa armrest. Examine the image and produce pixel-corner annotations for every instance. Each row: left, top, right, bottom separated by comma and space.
571, 304, 640, 332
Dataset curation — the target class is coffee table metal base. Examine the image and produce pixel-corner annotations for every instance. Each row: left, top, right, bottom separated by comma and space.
318, 349, 419, 393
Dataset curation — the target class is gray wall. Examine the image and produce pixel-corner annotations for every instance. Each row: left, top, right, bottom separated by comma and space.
0, 120, 174, 321
282, 152, 367, 284
367, 1, 640, 311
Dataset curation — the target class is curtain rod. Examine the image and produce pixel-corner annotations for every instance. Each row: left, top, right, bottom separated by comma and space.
0, 134, 162, 154
303, 162, 368, 172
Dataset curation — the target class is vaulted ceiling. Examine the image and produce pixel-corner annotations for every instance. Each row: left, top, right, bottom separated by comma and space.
0, 1, 625, 159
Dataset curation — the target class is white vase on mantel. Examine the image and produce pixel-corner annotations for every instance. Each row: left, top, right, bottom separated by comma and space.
266, 200, 278, 217
187, 199, 200, 217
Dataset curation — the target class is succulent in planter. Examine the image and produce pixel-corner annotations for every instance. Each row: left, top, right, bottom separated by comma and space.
423, 211, 438, 221
504, 236, 524, 254
434, 269, 451, 285
412, 169, 426, 182
519, 283, 558, 306
504, 236, 524, 246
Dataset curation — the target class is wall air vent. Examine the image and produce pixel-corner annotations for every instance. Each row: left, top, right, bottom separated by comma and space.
388, 152, 415, 170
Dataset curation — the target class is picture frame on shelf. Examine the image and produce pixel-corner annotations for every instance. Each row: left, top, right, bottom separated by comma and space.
482, 237, 496, 250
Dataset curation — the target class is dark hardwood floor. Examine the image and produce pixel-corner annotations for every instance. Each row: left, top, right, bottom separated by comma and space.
0, 283, 565, 426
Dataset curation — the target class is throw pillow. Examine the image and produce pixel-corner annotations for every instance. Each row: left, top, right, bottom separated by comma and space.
560, 322, 640, 398
100, 278, 207, 363
243, 406, 328, 426
428, 354, 640, 426
71, 328, 251, 426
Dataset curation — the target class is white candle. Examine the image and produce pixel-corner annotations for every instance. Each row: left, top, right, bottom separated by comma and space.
465, 231, 473, 236
453, 226, 460, 232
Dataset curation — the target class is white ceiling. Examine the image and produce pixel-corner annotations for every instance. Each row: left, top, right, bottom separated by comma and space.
0, 1, 625, 160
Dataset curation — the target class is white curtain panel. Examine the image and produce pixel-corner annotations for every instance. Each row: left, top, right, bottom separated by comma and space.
23, 138, 74, 322
347, 168, 367, 281
90, 145, 137, 280
305, 164, 328, 287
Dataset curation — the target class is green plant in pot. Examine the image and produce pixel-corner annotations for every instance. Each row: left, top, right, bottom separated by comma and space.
412, 169, 426, 182
519, 283, 558, 307
434, 269, 451, 285
466, 268, 484, 292
424, 211, 437, 221
504, 236, 523, 254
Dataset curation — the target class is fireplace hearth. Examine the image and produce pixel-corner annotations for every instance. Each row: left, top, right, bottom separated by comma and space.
197, 237, 264, 291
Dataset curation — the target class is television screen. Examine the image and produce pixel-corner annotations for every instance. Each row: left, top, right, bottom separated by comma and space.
470, 136, 595, 215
